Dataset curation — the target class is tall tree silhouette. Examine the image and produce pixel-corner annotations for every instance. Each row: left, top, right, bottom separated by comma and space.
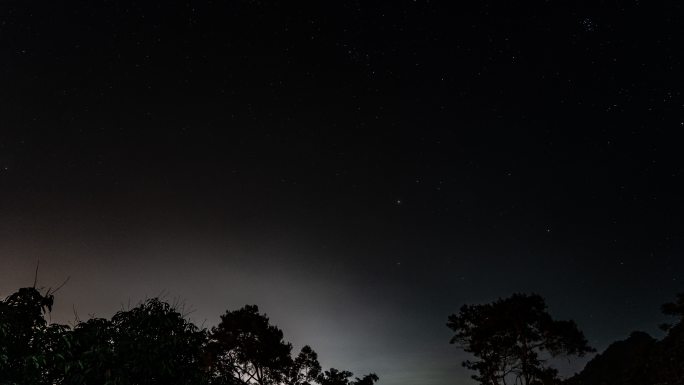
287, 345, 322, 385
208, 305, 293, 385
447, 293, 593, 385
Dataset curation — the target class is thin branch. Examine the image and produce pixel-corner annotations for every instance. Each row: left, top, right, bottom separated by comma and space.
51, 276, 71, 295
72, 304, 81, 325
33, 259, 40, 288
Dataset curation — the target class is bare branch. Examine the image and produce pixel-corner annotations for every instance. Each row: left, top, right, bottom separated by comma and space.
51, 276, 71, 295
33, 259, 40, 288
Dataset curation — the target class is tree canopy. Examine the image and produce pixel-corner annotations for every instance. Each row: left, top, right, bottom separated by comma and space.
207, 304, 294, 385
447, 293, 594, 385
4, 284, 684, 385
0, 287, 67, 384
0, 286, 378, 385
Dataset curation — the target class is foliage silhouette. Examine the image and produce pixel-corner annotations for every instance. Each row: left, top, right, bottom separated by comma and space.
653, 314, 684, 385
318, 368, 378, 385
208, 305, 294, 385
0, 287, 69, 384
318, 368, 354, 385
564, 292, 684, 385
288, 345, 322, 385
107, 298, 208, 384
65, 317, 118, 384
564, 331, 657, 385
447, 293, 594, 385
0, 287, 378, 385
6, 284, 683, 385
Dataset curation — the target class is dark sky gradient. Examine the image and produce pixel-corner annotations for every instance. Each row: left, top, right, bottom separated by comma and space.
2, 1, 684, 384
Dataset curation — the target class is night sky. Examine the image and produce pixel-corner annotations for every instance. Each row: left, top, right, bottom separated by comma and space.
1, 1, 684, 384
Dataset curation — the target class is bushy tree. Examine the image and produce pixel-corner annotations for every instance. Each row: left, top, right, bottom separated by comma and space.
447, 293, 593, 385
64, 317, 117, 384
0, 287, 69, 384
111, 298, 209, 384
62, 298, 209, 385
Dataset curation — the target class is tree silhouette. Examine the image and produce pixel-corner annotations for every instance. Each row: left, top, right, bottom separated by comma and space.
317, 369, 378, 385
0, 286, 378, 385
110, 298, 209, 384
0, 287, 69, 384
287, 345, 322, 385
207, 305, 294, 385
351, 374, 380, 385
61, 298, 209, 385
318, 368, 354, 385
206, 305, 378, 385
65, 317, 118, 384
447, 293, 594, 385
650, 292, 684, 385
660, 292, 684, 331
